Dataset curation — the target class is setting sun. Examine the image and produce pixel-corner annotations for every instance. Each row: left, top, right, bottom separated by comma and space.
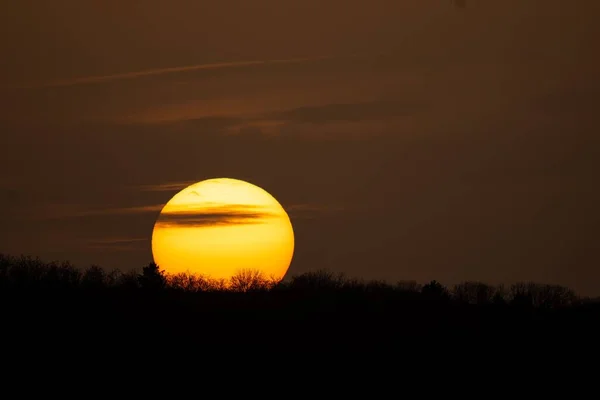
151, 178, 295, 281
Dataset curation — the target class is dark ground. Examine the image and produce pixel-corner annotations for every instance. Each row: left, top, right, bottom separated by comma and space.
1, 254, 599, 364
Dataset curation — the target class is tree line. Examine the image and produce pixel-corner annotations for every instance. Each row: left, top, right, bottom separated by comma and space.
0, 253, 589, 309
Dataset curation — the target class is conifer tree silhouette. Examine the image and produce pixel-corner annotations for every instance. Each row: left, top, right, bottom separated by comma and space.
138, 262, 166, 291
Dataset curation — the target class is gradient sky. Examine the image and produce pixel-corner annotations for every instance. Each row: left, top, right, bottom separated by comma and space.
1, 1, 599, 294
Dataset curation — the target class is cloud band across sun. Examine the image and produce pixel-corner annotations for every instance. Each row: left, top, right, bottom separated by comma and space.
154, 204, 279, 228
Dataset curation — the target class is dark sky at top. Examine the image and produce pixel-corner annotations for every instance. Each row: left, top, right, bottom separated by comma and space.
1, 1, 599, 294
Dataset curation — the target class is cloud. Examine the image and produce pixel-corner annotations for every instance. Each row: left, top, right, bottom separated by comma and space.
155, 205, 279, 228
149, 99, 426, 138
44, 204, 165, 219
284, 203, 348, 220
35, 199, 341, 222
136, 181, 200, 192
285, 204, 332, 212
125, 113, 243, 129
81, 204, 165, 216
38, 198, 338, 227
32, 55, 338, 89
266, 100, 424, 124
88, 237, 148, 245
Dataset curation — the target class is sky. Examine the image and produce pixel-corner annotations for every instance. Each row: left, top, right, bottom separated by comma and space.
1, 0, 599, 294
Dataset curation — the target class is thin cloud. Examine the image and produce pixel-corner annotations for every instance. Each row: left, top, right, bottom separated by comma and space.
137, 181, 199, 192
34, 55, 338, 88
285, 203, 348, 220
46, 202, 339, 221
155, 205, 279, 228
88, 237, 148, 245
49, 204, 165, 219
267, 100, 424, 124
132, 99, 426, 140
284, 204, 333, 212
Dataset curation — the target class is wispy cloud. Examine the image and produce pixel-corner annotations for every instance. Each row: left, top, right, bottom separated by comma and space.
40, 198, 343, 224
33, 55, 338, 88
285, 203, 348, 220
285, 204, 337, 212
155, 205, 278, 228
125, 99, 426, 140
266, 100, 424, 124
136, 181, 199, 192
46, 204, 164, 219
88, 237, 148, 245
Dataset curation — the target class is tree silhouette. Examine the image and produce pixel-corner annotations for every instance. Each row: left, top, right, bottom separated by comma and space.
396, 280, 422, 293
229, 269, 273, 292
138, 262, 166, 291
453, 281, 497, 304
422, 280, 450, 300
82, 265, 106, 289
1, 250, 597, 354
289, 269, 345, 291
168, 272, 218, 292
509, 282, 576, 309
492, 285, 507, 305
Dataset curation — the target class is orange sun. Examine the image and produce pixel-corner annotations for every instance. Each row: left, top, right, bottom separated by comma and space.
151, 178, 295, 281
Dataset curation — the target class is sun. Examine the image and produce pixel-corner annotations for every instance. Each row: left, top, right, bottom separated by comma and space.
151, 178, 295, 282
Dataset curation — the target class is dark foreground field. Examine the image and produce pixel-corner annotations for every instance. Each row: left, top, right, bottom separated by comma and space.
2, 254, 599, 361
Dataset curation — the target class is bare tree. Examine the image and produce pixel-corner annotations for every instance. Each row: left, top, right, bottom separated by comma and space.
396, 280, 422, 293
289, 269, 345, 291
422, 280, 450, 300
229, 269, 272, 292
82, 265, 106, 289
509, 282, 577, 308
453, 281, 497, 304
